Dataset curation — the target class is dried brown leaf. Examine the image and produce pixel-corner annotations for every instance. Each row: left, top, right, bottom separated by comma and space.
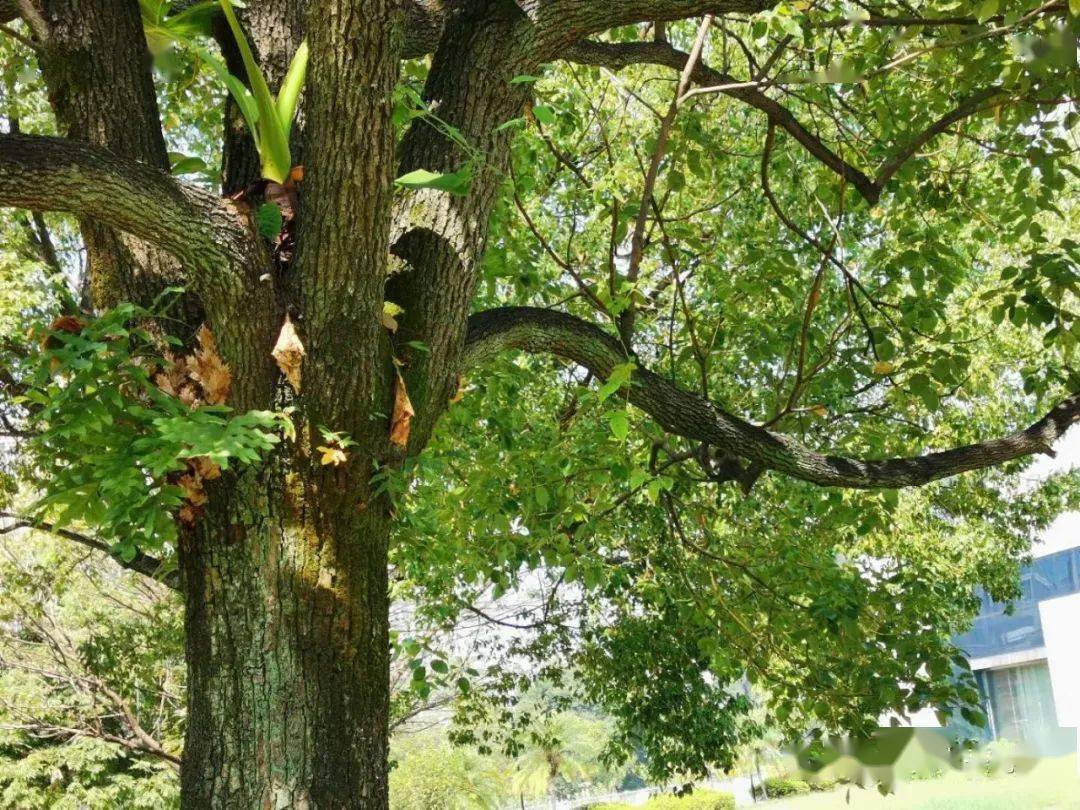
390, 371, 415, 449
271, 315, 305, 392
379, 311, 399, 333
265, 181, 298, 222
191, 325, 231, 404
49, 315, 85, 334
178, 473, 208, 506
191, 456, 221, 481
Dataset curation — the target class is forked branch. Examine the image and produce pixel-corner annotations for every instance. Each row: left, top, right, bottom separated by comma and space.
565, 39, 1012, 203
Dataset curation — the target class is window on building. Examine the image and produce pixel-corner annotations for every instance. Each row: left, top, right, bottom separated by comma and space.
983, 662, 1058, 743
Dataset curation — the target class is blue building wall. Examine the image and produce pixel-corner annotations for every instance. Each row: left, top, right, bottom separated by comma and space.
954, 546, 1080, 661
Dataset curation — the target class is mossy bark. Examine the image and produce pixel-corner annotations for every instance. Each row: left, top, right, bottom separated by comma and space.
180, 465, 391, 808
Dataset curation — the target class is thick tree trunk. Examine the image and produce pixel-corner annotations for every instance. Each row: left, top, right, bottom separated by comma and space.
180, 465, 391, 808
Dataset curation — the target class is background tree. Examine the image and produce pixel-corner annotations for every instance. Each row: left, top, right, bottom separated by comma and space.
0, 1, 1077, 808
0, 526, 183, 808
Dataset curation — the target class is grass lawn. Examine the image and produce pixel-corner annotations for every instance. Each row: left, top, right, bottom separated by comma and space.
759, 754, 1079, 810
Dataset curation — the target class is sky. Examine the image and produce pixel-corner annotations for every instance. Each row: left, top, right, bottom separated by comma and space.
1027, 424, 1080, 558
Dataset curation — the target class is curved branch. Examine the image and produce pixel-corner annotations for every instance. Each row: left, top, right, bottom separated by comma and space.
565, 41, 1015, 204
463, 307, 1077, 489
0, 134, 231, 265
0, 134, 278, 409
0, 511, 179, 591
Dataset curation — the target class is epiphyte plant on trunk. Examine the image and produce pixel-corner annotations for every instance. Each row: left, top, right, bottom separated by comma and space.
140, 0, 308, 184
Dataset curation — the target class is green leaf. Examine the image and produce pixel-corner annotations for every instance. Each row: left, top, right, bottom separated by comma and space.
169, 155, 208, 175
276, 39, 309, 142
255, 202, 283, 240
975, 0, 999, 22
510, 74, 540, 84
219, 0, 291, 182
395, 167, 472, 195
532, 105, 556, 126
607, 409, 629, 441
598, 362, 635, 403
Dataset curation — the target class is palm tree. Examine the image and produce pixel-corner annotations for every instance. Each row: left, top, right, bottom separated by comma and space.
513, 713, 609, 808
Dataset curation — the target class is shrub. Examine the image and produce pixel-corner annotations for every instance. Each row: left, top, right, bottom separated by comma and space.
760, 776, 811, 797
644, 788, 736, 810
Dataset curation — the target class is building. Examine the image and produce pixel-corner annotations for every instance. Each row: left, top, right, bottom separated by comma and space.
952, 540, 1080, 757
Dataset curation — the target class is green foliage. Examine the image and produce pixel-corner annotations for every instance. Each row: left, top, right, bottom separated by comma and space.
762, 776, 812, 797
139, 0, 308, 183
19, 298, 291, 558
389, 731, 507, 810
392, 85, 480, 195
386, 4, 1080, 780
5, 0, 1080, 799
216, 0, 306, 183
592, 789, 735, 810
646, 790, 736, 810
254, 202, 283, 239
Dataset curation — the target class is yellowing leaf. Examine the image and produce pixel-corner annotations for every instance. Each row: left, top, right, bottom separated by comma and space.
390, 371, 415, 448
380, 301, 403, 333
872, 360, 896, 375
318, 445, 348, 466
449, 374, 466, 405
271, 315, 305, 392
811, 405, 828, 418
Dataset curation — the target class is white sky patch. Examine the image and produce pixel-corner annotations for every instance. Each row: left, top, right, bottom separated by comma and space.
1026, 424, 1080, 558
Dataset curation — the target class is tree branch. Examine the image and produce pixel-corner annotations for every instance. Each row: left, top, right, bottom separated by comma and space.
564, 39, 881, 201
0, 511, 179, 590
621, 15, 713, 345
463, 307, 1078, 489
874, 86, 1005, 188
0, 134, 237, 268
526, 0, 772, 47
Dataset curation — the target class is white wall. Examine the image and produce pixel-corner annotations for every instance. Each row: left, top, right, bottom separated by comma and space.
1039, 592, 1080, 729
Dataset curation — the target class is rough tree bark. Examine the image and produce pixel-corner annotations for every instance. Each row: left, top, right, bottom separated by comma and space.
0, 0, 1076, 807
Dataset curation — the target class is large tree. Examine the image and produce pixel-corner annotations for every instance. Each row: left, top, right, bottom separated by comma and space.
0, 0, 1077, 807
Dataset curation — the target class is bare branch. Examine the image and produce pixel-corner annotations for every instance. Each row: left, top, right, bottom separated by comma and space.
464, 307, 1077, 489
621, 15, 713, 346
0, 511, 179, 590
